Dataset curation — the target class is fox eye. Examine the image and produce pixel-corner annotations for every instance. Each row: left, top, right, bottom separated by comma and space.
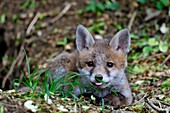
107, 62, 114, 68
86, 61, 94, 67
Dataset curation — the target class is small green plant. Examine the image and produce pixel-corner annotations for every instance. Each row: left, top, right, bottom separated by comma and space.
88, 22, 105, 34
131, 103, 146, 112
136, 0, 147, 4
161, 78, 170, 89
11, 14, 19, 23
12, 49, 86, 100
136, 0, 169, 9
101, 98, 105, 113
155, 0, 169, 9
21, 0, 36, 10
0, 13, 6, 24
131, 34, 169, 56
0, 106, 4, 113
45, 71, 81, 97
84, 0, 119, 16
13, 50, 42, 92
56, 37, 68, 46
85, 0, 105, 16
142, 36, 169, 55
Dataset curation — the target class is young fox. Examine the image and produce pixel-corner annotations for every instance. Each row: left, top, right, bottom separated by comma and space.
48, 25, 133, 106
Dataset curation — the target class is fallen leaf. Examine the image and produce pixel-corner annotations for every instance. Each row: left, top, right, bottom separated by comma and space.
7, 89, 16, 94
160, 23, 169, 34
135, 80, 144, 85
82, 105, 90, 110
94, 35, 103, 40
144, 9, 161, 21
57, 105, 68, 112
159, 43, 168, 53
157, 94, 165, 99
24, 100, 38, 112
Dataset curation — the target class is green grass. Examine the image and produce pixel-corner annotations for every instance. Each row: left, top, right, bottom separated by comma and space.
88, 22, 105, 34
12, 49, 98, 101
21, 0, 36, 10
84, 0, 119, 16
12, 50, 90, 110
137, 0, 169, 9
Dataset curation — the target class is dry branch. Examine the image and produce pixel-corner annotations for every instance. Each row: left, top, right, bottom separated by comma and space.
161, 54, 170, 66
128, 11, 137, 31
41, 3, 72, 28
146, 98, 170, 113
26, 12, 40, 35
2, 42, 25, 88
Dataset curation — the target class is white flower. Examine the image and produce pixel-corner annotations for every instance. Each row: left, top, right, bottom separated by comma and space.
44, 94, 53, 104
24, 100, 38, 112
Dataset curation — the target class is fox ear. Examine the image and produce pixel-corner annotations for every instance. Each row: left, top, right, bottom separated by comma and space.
76, 25, 95, 51
109, 28, 131, 54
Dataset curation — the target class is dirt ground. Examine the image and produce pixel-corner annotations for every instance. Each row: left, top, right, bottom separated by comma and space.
0, 0, 169, 112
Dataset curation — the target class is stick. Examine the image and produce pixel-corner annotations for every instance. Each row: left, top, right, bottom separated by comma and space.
133, 93, 148, 105
128, 11, 137, 31
161, 54, 170, 66
51, 3, 71, 23
2, 43, 25, 88
26, 12, 40, 35
144, 11, 161, 21
146, 98, 170, 113
41, 3, 72, 28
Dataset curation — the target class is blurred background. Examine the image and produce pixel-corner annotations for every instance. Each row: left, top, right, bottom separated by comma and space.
0, 0, 169, 103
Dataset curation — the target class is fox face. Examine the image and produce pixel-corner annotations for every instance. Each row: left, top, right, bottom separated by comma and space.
76, 25, 130, 91
77, 42, 127, 89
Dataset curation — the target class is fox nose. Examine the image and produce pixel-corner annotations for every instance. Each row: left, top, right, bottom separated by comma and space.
95, 75, 103, 82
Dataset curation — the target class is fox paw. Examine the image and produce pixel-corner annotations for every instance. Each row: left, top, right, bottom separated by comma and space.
103, 93, 126, 107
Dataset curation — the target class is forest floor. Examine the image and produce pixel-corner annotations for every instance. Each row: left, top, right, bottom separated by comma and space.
0, 0, 169, 112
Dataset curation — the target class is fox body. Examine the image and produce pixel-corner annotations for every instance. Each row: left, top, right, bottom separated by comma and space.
49, 25, 133, 106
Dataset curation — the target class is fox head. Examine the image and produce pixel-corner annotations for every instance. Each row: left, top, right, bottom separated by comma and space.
76, 25, 130, 89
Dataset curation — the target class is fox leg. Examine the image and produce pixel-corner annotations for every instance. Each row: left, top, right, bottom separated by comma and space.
120, 88, 133, 105
92, 92, 126, 107
103, 93, 126, 107
112, 75, 133, 105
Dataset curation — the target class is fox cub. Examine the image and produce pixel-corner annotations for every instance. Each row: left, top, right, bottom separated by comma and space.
49, 25, 133, 107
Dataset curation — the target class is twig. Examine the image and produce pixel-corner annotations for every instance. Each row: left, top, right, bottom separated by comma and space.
146, 98, 170, 113
160, 101, 170, 106
26, 12, 40, 35
128, 11, 137, 31
161, 54, 170, 66
50, 3, 72, 23
41, 3, 72, 28
2, 42, 25, 88
144, 10, 161, 21
133, 93, 148, 105
1, 102, 19, 108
